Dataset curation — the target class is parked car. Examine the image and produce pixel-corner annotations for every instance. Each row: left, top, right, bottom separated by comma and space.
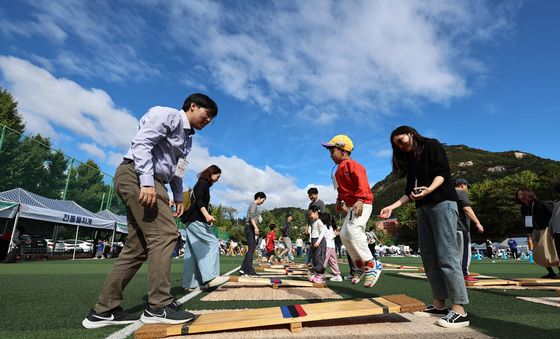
74, 240, 94, 253
62, 240, 93, 253
19, 234, 48, 257
61, 240, 83, 253
45, 239, 65, 254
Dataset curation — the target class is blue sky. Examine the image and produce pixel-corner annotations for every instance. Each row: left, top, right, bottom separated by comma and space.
0, 0, 559, 213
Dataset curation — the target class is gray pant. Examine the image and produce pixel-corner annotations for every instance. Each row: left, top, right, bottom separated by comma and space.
183, 221, 220, 289
94, 162, 179, 313
278, 237, 293, 260
417, 200, 469, 305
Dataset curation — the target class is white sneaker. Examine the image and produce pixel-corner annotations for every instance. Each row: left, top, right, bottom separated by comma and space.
329, 275, 343, 282
206, 276, 230, 288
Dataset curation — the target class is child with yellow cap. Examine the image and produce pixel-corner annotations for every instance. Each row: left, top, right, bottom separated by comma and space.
321, 135, 382, 287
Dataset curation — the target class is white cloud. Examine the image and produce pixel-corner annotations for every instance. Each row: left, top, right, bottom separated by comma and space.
1, 1, 515, 116
107, 152, 126, 167
162, 1, 514, 115
376, 149, 393, 158
78, 143, 106, 160
183, 140, 337, 214
0, 56, 138, 152
0, 55, 337, 213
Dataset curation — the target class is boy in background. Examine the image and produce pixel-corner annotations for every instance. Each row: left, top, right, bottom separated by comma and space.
265, 224, 277, 264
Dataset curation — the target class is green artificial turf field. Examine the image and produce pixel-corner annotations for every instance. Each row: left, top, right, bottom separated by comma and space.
1, 256, 559, 339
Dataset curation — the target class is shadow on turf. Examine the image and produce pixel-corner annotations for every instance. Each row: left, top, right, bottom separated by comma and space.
470, 313, 559, 339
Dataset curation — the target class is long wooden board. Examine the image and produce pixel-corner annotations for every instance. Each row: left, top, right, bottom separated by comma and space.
255, 267, 308, 275
259, 263, 308, 270
135, 295, 421, 339
228, 275, 325, 288
465, 279, 519, 287
514, 278, 560, 286
382, 263, 419, 270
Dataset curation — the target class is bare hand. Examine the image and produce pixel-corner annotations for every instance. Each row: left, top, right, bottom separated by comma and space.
205, 214, 216, 224
254, 228, 260, 236
353, 200, 364, 217
314, 242, 320, 248
476, 224, 484, 233
341, 201, 349, 213
139, 186, 157, 208
174, 203, 184, 218
410, 186, 430, 201
379, 206, 393, 219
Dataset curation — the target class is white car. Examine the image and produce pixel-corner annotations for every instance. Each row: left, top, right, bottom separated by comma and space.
62, 240, 93, 253
45, 239, 65, 253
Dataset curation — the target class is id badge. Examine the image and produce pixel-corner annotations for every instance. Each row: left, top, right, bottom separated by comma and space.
175, 158, 188, 178
524, 216, 533, 228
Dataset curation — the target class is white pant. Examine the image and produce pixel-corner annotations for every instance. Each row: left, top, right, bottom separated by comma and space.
340, 204, 373, 267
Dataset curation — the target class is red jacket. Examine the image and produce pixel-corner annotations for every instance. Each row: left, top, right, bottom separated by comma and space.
335, 159, 374, 207
266, 231, 276, 252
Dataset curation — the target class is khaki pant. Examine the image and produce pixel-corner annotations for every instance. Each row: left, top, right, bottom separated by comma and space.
340, 204, 373, 269
94, 162, 179, 313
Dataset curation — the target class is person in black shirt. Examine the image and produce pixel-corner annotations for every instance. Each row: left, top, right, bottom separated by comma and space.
181, 165, 228, 291
278, 213, 294, 263
380, 126, 469, 328
515, 187, 560, 279
454, 178, 484, 281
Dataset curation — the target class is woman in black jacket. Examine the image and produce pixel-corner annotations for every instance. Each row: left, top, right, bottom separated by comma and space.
380, 126, 469, 328
515, 187, 560, 279
181, 165, 228, 291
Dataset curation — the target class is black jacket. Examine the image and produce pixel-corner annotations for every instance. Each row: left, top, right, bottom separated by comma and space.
182, 178, 211, 224
520, 200, 552, 231
405, 138, 458, 207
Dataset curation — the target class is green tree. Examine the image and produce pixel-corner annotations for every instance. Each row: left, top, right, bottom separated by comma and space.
7, 135, 67, 198
0, 87, 25, 133
0, 88, 26, 191
66, 160, 109, 212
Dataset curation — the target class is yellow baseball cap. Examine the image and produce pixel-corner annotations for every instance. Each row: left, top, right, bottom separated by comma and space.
321, 134, 354, 152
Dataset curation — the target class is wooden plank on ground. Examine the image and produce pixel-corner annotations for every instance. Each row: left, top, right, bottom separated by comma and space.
255, 267, 307, 275
228, 275, 326, 288
465, 279, 519, 287
514, 278, 560, 285
134, 295, 423, 339
382, 263, 419, 270
260, 263, 308, 270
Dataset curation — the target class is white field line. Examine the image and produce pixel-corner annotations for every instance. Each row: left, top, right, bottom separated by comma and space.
105, 266, 240, 339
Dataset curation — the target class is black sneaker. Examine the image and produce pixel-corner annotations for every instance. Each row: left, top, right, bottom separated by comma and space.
417, 304, 449, 317
541, 273, 560, 279
82, 307, 139, 329
435, 310, 470, 328
169, 298, 182, 311
140, 304, 195, 324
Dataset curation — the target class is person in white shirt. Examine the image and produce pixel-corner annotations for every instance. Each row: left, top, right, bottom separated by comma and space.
323, 213, 342, 281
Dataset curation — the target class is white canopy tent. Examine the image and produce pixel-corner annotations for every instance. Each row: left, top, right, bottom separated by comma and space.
94, 210, 128, 250
0, 188, 115, 259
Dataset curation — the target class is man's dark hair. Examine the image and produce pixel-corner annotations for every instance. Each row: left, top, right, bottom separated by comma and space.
286, 213, 293, 219
254, 192, 267, 200
307, 187, 318, 195
182, 93, 218, 117
269, 223, 277, 230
